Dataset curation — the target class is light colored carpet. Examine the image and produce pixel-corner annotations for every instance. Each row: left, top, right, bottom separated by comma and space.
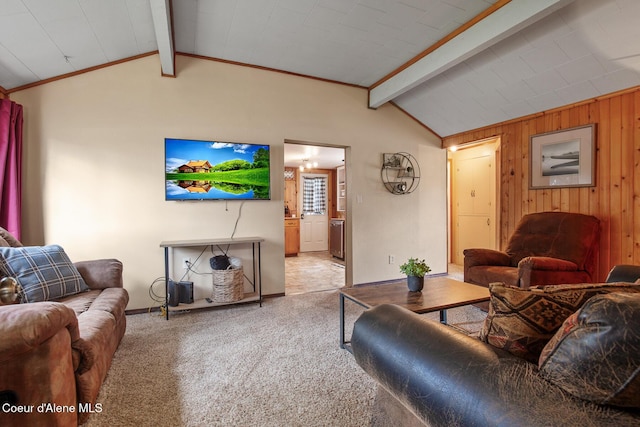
85, 290, 487, 427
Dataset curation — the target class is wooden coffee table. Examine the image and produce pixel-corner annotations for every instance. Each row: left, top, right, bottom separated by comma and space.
339, 276, 489, 352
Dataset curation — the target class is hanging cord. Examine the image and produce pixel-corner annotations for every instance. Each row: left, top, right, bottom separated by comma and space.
230, 201, 245, 239
149, 277, 166, 303
177, 245, 210, 282
229, 201, 249, 281
149, 277, 168, 316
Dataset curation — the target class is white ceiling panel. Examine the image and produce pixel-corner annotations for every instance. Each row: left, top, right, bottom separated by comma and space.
22, 0, 85, 23
172, 0, 197, 53
194, 10, 227, 58
39, 18, 106, 70
128, 0, 158, 52
279, 0, 316, 14
306, 5, 347, 29
0, 11, 73, 79
592, 68, 640, 96
524, 69, 568, 95
554, 30, 594, 62
521, 42, 571, 74
2, 0, 640, 138
79, 1, 141, 59
316, 0, 355, 14
556, 55, 606, 84
0, 43, 36, 88
491, 57, 535, 87
1, 0, 28, 15
378, 2, 427, 29
526, 90, 565, 113
555, 80, 599, 105
341, 4, 385, 32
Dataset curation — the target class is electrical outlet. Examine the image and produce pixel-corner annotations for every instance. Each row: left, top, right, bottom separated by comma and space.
183, 258, 190, 270
388, 255, 395, 264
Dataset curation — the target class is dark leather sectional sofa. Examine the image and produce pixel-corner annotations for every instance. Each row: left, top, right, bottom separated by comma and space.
352, 303, 640, 426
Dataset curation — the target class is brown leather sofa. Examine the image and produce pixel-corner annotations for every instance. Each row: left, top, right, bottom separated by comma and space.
0, 229, 128, 426
464, 211, 600, 289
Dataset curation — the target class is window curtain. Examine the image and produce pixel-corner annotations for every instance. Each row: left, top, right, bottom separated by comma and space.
302, 176, 326, 214
0, 99, 23, 240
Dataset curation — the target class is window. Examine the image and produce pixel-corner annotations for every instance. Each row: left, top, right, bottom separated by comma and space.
302, 176, 326, 215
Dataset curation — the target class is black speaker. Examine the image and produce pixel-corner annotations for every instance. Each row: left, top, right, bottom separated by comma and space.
168, 280, 180, 307
168, 280, 193, 306
178, 281, 194, 304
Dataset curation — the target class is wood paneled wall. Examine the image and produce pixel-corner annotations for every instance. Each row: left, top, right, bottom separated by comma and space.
443, 87, 640, 281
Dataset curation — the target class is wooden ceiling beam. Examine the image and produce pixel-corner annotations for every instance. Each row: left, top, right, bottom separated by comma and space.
150, 0, 175, 77
368, 0, 576, 109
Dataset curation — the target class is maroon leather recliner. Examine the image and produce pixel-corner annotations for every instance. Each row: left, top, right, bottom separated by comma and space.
464, 212, 600, 289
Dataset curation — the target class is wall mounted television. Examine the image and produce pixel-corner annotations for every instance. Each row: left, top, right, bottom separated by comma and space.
165, 138, 271, 200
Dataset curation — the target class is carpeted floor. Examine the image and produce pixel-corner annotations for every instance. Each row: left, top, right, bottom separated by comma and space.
85, 289, 486, 427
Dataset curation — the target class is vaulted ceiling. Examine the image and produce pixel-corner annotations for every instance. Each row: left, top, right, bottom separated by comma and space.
2, 0, 640, 137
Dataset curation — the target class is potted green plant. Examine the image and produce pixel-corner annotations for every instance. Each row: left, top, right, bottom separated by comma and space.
399, 258, 431, 292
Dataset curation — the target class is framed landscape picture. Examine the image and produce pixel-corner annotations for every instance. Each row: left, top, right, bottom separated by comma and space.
529, 124, 596, 189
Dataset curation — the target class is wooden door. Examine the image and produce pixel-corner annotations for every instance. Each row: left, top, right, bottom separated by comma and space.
299, 173, 329, 252
454, 152, 496, 264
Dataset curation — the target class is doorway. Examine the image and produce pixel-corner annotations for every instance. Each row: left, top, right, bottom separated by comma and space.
448, 138, 501, 267
300, 173, 329, 252
284, 141, 347, 295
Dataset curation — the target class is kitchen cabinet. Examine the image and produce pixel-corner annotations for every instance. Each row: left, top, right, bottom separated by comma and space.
336, 166, 346, 212
285, 218, 300, 256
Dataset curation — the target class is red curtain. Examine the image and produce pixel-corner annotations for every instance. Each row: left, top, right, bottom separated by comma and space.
0, 99, 23, 240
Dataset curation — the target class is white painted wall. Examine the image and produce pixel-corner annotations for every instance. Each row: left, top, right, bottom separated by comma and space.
12, 54, 446, 310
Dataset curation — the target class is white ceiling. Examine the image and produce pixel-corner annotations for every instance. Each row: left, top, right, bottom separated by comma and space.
2, 0, 640, 137
284, 143, 344, 170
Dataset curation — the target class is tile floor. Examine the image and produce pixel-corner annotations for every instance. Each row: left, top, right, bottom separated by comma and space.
285, 251, 345, 295
448, 263, 464, 281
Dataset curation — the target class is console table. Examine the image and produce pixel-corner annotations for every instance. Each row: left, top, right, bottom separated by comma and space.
159, 237, 264, 319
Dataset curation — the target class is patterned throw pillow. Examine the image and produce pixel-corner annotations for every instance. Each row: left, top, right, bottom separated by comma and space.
479, 282, 640, 363
0, 245, 89, 303
539, 292, 640, 408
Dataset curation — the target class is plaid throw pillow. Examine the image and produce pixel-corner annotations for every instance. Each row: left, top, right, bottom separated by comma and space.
0, 245, 89, 303
479, 282, 640, 363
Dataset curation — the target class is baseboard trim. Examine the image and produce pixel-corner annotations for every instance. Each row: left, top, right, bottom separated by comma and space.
125, 306, 161, 316
125, 292, 286, 316
264, 292, 285, 299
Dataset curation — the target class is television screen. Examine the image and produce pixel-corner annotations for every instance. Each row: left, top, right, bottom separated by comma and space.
165, 138, 270, 200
